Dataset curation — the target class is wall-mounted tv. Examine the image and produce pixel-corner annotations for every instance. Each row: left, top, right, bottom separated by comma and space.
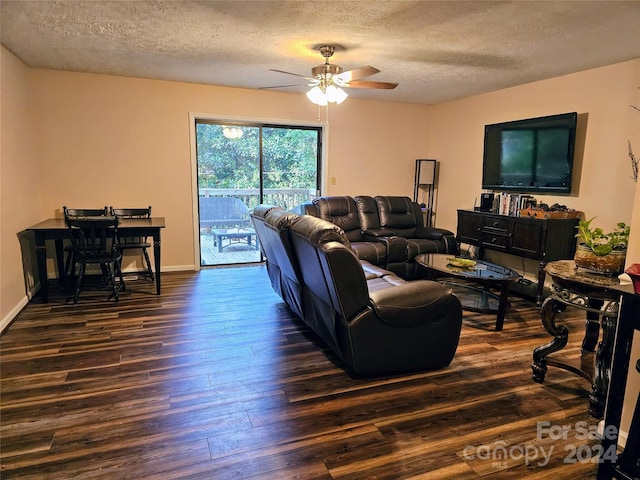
482, 112, 577, 194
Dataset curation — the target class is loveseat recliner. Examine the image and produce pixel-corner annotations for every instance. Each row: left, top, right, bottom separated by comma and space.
302, 195, 458, 279
251, 205, 463, 375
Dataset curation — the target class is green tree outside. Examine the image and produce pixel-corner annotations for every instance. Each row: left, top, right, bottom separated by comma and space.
196, 123, 318, 190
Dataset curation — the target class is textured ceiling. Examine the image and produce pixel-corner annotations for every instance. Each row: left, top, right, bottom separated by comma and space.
1, 0, 639, 104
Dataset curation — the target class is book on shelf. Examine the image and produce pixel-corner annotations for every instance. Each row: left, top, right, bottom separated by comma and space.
496, 193, 536, 216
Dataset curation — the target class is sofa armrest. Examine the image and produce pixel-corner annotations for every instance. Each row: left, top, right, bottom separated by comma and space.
368, 281, 457, 327
361, 232, 408, 263
414, 227, 454, 240
362, 228, 396, 238
414, 227, 459, 254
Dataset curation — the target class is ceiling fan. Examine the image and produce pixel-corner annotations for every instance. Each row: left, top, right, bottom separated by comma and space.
262, 45, 398, 105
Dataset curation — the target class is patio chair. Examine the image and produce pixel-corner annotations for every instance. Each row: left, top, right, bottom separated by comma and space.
198, 196, 250, 229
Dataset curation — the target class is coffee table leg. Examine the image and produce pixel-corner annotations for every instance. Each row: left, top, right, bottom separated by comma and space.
495, 283, 509, 331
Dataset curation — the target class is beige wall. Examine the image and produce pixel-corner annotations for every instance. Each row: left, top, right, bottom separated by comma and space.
2, 47, 638, 319
320, 99, 431, 196
2, 43, 639, 450
430, 59, 639, 235
27, 67, 430, 271
1, 46, 430, 327
428, 59, 640, 441
1, 47, 42, 326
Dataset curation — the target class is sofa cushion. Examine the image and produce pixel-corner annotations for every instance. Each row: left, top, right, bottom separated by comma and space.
313, 196, 362, 242
312, 195, 390, 267
354, 195, 382, 232
374, 196, 419, 237
369, 281, 455, 328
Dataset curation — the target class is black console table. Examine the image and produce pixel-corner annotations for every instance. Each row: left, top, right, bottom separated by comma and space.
457, 210, 578, 304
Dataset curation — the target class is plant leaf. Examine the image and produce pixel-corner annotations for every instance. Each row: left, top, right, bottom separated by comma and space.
593, 244, 613, 256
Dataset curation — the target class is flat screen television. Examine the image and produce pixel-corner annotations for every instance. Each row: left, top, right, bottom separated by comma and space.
482, 112, 577, 194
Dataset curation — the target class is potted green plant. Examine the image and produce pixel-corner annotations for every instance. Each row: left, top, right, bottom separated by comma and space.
574, 217, 630, 275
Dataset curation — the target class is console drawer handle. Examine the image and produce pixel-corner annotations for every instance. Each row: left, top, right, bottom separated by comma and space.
492, 221, 499, 227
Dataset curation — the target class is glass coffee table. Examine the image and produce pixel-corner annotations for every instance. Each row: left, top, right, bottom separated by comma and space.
415, 253, 519, 331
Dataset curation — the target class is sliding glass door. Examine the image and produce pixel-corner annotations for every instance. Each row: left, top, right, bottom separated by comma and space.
195, 120, 321, 266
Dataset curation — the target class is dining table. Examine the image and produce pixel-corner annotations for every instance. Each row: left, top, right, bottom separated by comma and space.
26, 216, 166, 303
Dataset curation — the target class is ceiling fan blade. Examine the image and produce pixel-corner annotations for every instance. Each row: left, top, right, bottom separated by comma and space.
346, 80, 399, 90
269, 69, 315, 81
259, 83, 313, 90
334, 66, 379, 82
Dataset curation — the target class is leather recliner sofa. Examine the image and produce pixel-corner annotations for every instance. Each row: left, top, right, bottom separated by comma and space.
300, 195, 459, 279
251, 205, 304, 319
251, 205, 463, 375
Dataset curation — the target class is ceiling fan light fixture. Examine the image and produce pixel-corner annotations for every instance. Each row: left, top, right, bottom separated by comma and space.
325, 84, 348, 104
306, 85, 328, 106
306, 84, 348, 106
267, 44, 395, 103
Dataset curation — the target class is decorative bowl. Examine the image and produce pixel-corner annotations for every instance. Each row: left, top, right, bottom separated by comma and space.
447, 257, 477, 268
574, 244, 626, 276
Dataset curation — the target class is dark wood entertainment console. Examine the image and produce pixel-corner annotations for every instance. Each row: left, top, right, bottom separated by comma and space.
457, 209, 579, 304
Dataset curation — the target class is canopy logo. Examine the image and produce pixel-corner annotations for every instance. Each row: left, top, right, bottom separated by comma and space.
461, 421, 618, 469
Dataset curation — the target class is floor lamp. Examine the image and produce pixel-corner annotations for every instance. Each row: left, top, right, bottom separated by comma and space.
414, 159, 437, 227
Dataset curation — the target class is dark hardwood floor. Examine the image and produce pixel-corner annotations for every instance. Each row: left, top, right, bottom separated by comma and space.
1, 266, 602, 479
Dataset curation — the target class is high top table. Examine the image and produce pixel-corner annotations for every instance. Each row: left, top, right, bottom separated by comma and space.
27, 217, 165, 302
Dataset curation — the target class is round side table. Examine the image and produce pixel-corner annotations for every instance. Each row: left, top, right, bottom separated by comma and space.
531, 260, 622, 418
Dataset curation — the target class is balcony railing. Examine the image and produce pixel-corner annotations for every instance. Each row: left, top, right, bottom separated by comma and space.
198, 188, 316, 265
198, 188, 316, 211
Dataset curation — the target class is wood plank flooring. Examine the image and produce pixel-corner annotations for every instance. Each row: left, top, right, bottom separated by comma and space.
1, 266, 603, 479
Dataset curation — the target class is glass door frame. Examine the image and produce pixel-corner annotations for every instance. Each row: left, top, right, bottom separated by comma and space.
188, 112, 327, 271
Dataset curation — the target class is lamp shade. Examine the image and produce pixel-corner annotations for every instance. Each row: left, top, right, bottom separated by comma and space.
306, 83, 348, 106
306, 86, 328, 106
325, 85, 348, 104
417, 159, 436, 185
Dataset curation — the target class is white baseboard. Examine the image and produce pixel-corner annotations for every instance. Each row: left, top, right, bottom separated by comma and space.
161, 265, 196, 272
2, 265, 197, 334
1, 295, 29, 333
598, 419, 629, 449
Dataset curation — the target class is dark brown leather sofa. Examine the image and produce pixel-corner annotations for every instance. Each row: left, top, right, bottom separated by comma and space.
251, 205, 303, 318
251, 205, 463, 375
299, 195, 459, 279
